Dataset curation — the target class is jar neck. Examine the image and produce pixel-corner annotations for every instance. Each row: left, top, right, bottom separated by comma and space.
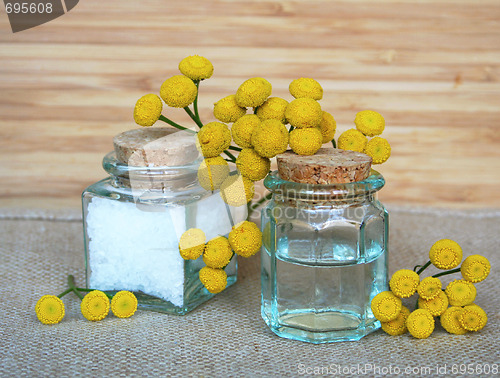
102, 152, 202, 192
264, 170, 385, 205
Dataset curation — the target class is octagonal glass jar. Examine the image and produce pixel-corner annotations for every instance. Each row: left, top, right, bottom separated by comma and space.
261, 170, 389, 343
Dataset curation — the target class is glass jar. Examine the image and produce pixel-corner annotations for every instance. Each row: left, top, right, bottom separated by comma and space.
82, 133, 245, 315
261, 170, 388, 343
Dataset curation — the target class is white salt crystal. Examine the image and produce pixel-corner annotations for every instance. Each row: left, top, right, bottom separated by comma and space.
86, 197, 185, 307
86, 192, 247, 308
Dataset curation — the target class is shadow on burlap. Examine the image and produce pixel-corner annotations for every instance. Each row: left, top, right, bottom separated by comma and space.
0, 207, 498, 377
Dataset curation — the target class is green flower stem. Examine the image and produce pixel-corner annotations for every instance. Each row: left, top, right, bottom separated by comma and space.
250, 192, 273, 210
222, 251, 235, 270
246, 201, 253, 217
158, 115, 196, 134
184, 106, 204, 129
416, 261, 432, 275
247, 192, 272, 219
228, 145, 242, 152
75, 287, 93, 292
193, 80, 201, 121
224, 149, 237, 162
432, 267, 461, 278
68, 275, 84, 300
331, 139, 337, 149
61, 278, 114, 300
57, 288, 73, 299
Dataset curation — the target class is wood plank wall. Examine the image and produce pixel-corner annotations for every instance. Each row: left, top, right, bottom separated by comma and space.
1, 0, 499, 211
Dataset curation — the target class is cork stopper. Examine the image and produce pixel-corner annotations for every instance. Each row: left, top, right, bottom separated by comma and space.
276, 148, 372, 184
113, 127, 200, 167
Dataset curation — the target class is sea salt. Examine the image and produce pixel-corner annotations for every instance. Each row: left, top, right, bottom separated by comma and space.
86, 193, 246, 308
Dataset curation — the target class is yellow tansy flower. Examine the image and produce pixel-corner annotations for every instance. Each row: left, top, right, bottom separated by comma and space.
197, 121, 232, 158
228, 221, 262, 258
445, 279, 476, 307
440, 306, 467, 335
364, 137, 391, 165
235, 148, 270, 181
179, 228, 206, 260
111, 291, 138, 319
389, 269, 420, 298
199, 266, 227, 294
133, 94, 163, 127
235, 77, 272, 108
285, 98, 322, 128
460, 304, 487, 332
213, 95, 247, 123
198, 156, 230, 191
418, 290, 448, 317
318, 111, 336, 144
289, 128, 323, 156
429, 239, 463, 270
461, 254, 491, 283
203, 236, 233, 269
417, 276, 442, 300
35, 295, 65, 325
256, 97, 288, 123
220, 174, 255, 206
160, 75, 197, 108
289, 78, 323, 100
370, 291, 402, 322
231, 114, 261, 149
251, 119, 289, 158
81, 290, 110, 321
406, 309, 435, 339
381, 305, 410, 336
354, 110, 385, 137
337, 129, 367, 153
178, 55, 214, 81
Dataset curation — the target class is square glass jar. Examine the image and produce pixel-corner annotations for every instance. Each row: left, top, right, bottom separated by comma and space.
82, 149, 245, 315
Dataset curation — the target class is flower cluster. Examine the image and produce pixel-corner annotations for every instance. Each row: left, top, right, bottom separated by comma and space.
178, 221, 262, 294
215, 77, 337, 163
35, 275, 138, 325
133, 56, 392, 294
133, 56, 392, 213
337, 110, 391, 165
371, 239, 490, 338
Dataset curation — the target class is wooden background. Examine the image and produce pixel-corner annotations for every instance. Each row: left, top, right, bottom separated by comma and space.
1, 0, 499, 211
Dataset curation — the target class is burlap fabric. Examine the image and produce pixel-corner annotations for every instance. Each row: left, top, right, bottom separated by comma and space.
0, 207, 498, 377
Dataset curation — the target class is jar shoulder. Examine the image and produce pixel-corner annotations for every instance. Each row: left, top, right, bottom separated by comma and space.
264, 198, 388, 218
82, 177, 211, 205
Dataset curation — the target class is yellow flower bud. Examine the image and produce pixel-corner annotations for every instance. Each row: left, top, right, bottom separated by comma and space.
178, 55, 214, 80
354, 110, 385, 137
160, 75, 197, 108
289, 128, 323, 156
285, 98, 322, 128
133, 94, 163, 127
289, 78, 323, 100
235, 77, 272, 108
251, 119, 289, 158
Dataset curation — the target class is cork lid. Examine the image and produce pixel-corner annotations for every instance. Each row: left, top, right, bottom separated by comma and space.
276, 148, 372, 184
113, 127, 199, 167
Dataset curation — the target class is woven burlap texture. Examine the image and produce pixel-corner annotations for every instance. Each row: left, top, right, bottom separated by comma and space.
0, 207, 499, 377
